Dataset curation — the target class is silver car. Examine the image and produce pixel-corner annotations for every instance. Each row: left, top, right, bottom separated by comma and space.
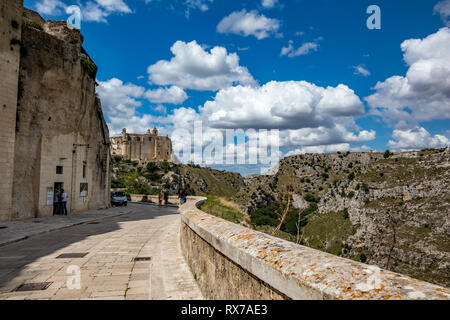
111, 191, 128, 206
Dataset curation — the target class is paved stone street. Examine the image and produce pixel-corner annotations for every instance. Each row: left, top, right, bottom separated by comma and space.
0, 203, 203, 300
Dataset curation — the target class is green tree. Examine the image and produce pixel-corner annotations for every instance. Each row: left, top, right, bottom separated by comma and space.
146, 162, 157, 172
161, 160, 171, 173
343, 208, 349, 219
111, 179, 126, 188
348, 172, 355, 181
384, 150, 393, 158
304, 193, 319, 203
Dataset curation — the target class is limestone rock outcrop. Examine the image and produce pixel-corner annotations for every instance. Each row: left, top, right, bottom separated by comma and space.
0, 1, 110, 220
233, 149, 450, 287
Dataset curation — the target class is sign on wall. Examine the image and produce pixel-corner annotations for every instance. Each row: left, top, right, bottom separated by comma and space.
46, 187, 53, 206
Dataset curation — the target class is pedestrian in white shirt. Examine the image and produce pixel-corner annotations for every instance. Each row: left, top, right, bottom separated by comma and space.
61, 189, 68, 215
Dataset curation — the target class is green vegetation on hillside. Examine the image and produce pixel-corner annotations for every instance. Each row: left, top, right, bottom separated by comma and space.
246, 194, 321, 243
199, 195, 247, 224
301, 210, 356, 256
206, 191, 354, 256
110, 156, 244, 197
179, 165, 244, 198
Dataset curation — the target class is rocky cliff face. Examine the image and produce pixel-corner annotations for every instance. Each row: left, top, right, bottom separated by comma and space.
233, 148, 450, 287
12, 17, 110, 219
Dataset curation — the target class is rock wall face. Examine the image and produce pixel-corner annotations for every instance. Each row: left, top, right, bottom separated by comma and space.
10, 18, 110, 219
233, 149, 450, 287
0, 0, 23, 221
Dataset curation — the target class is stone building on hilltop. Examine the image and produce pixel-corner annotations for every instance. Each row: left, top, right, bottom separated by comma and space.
0, 1, 110, 221
111, 127, 173, 163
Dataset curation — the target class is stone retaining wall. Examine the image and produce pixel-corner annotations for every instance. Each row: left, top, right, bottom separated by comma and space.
129, 194, 179, 204
179, 197, 450, 300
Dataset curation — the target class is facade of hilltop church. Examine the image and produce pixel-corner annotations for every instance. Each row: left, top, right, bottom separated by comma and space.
110, 128, 173, 163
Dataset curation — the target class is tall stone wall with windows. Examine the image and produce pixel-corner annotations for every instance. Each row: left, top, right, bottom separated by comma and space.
110, 128, 173, 163
11, 19, 111, 220
0, 1, 111, 221
0, 0, 23, 221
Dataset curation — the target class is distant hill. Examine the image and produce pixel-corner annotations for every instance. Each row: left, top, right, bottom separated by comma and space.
110, 157, 244, 198
231, 148, 450, 287
110, 148, 450, 287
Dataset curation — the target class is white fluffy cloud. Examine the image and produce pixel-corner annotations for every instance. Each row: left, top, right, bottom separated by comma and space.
282, 123, 376, 148
217, 9, 280, 40
98, 77, 375, 165
97, 79, 191, 134
82, 0, 131, 22
388, 126, 450, 151
200, 81, 365, 130
434, 0, 450, 26
35, 0, 131, 22
366, 27, 450, 123
35, 0, 66, 15
262, 0, 279, 9
281, 40, 318, 57
185, 0, 213, 12
194, 81, 374, 152
144, 86, 188, 104
147, 40, 256, 91
97, 78, 155, 135
95, 0, 130, 12
353, 65, 371, 77
97, 78, 145, 118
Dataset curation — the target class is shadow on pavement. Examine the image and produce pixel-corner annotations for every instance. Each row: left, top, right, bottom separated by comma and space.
0, 203, 179, 292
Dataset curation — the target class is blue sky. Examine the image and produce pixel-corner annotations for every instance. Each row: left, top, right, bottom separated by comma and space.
26, 0, 450, 175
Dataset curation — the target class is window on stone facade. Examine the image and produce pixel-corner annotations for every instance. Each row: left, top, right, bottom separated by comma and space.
83, 164, 86, 178
56, 166, 63, 174
149, 137, 152, 141
80, 183, 88, 197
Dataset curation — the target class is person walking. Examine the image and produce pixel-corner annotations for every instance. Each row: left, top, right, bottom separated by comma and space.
164, 191, 169, 206
61, 189, 68, 215
158, 192, 162, 208
53, 189, 60, 216
178, 190, 182, 206
182, 190, 187, 204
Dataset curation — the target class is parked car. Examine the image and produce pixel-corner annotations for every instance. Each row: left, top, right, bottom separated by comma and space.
111, 191, 128, 206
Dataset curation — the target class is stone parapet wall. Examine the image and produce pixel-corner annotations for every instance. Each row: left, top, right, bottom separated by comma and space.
179, 197, 450, 300
128, 194, 179, 205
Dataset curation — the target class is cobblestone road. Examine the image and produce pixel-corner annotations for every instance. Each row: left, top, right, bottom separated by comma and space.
0, 204, 203, 300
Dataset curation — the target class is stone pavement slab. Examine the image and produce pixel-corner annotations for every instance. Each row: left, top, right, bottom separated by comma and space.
0, 206, 132, 247
0, 203, 203, 300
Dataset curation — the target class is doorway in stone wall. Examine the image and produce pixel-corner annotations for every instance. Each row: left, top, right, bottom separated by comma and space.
54, 182, 63, 215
